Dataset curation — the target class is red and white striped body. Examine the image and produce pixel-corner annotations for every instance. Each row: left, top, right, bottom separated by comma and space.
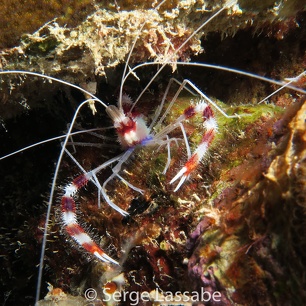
61, 105, 152, 264
61, 173, 119, 264
106, 105, 151, 148
170, 101, 217, 191
61, 100, 217, 263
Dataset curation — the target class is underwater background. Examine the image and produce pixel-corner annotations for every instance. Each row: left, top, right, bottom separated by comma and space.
0, 1, 306, 305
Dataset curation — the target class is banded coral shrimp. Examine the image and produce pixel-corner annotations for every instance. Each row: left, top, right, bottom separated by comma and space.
1, 0, 306, 305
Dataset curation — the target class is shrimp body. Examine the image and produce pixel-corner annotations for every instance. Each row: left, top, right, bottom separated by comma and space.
106, 105, 151, 148
58, 95, 218, 264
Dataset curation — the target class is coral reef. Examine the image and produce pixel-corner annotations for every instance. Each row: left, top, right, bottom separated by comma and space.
1, 0, 305, 120
0, 1, 305, 306
186, 99, 306, 305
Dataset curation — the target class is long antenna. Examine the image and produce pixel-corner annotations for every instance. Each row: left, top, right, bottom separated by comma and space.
118, 0, 167, 110
0, 71, 108, 109
128, 0, 238, 112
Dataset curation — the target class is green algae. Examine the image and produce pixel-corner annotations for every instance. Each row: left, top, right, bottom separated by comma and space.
23, 36, 59, 56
